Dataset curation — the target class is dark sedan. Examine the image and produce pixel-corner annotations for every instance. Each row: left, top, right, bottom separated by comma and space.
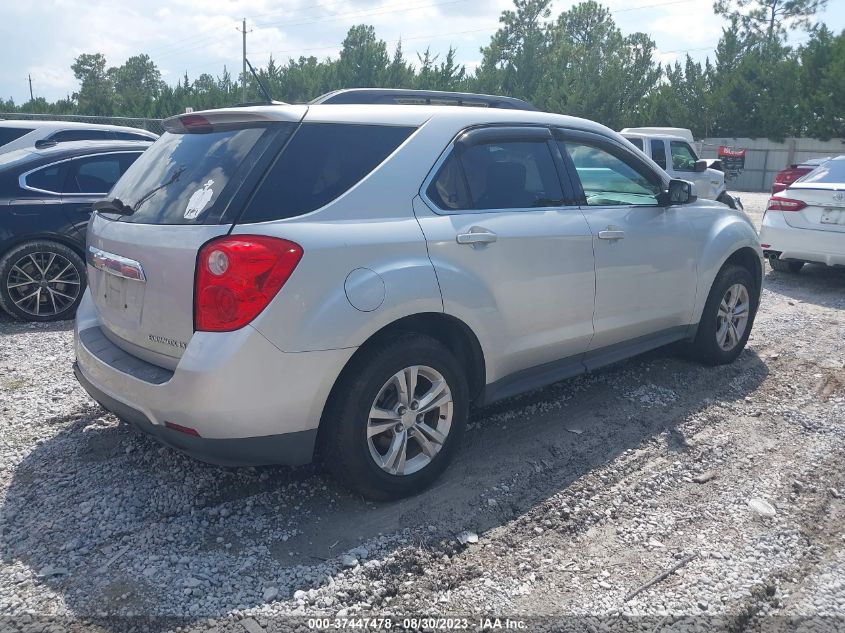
0, 140, 151, 321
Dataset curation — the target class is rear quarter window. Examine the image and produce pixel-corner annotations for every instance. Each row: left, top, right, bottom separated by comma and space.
239, 123, 415, 223
24, 163, 64, 193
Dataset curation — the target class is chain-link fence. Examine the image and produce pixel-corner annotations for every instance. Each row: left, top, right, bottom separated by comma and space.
0, 112, 164, 135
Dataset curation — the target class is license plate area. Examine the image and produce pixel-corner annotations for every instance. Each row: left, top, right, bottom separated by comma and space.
820, 208, 845, 225
91, 268, 145, 327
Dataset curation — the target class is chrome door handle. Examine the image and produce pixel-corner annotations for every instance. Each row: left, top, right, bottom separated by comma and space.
456, 228, 498, 245
598, 230, 625, 240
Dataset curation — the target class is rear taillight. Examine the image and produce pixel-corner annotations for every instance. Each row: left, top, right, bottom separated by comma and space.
766, 196, 807, 212
195, 236, 302, 332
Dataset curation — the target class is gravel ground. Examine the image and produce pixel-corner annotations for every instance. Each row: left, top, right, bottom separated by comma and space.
1, 192, 844, 632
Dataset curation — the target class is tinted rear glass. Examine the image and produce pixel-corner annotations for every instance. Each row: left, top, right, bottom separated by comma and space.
25, 164, 64, 193
50, 129, 112, 142
626, 137, 644, 151
112, 131, 154, 141
798, 158, 845, 185
428, 140, 564, 211
239, 123, 415, 222
0, 127, 34, 147
650, 139, 667, 169
65, 152, 140, 194
106, 127, 279, 224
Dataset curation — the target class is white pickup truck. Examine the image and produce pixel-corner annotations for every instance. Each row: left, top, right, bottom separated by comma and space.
621, 127, 742, 211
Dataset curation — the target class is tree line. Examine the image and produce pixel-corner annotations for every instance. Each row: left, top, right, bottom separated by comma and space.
3, 0, 842, 140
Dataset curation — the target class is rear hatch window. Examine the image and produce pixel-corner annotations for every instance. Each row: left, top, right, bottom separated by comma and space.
106, 124, 290, 224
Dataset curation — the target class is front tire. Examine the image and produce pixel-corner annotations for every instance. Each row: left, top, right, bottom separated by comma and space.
0, 241, 86, 322
321, 334, 469, 500
689, 264, 758, 366
769, 257, 804, 273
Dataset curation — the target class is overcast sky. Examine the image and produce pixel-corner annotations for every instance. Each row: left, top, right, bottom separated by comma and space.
2, 0, 844, 104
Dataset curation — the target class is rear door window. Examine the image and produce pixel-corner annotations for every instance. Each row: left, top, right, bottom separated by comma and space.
0, 127, 34, 147
427, 139, 564, 211
240, 123, 415, 222
64, 154, 125, 194
106, 126, 283, 224
650, 140, 667, 170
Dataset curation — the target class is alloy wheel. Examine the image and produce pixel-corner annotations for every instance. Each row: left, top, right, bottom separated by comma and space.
367, 365, 453, 476
6, 251, 81, 318
715, 283, 750, 351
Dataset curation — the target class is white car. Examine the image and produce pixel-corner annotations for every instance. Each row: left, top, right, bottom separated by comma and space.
761, 155, 845, 272
621, 127, 742, 210
0, 120, 157, 155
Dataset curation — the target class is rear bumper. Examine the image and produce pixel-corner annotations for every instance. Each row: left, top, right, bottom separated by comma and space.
74, 362, 318, 466
760, 212, 845, 267
73, 291, 356, 466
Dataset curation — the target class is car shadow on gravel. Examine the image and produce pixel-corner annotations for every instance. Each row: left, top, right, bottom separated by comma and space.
763, 264, 845, 309
0, 310, 74, 336
0, 346, 769, 627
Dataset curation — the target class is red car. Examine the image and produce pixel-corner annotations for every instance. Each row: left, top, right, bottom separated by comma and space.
772, 157, 831, 193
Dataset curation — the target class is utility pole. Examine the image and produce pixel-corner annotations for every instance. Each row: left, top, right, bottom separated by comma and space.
240, 18, 247, 103
28, 74, 33, 101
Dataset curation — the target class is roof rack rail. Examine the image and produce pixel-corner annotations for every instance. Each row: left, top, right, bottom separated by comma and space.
310, 88, 538, 111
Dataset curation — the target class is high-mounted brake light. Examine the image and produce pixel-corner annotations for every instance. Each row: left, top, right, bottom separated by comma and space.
180, 114, 212, 129
195, 236, 303, 332
766, 196, 807, 212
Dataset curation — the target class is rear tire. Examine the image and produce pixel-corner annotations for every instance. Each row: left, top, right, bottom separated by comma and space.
769, 257, 804, 273
320, 334, 469, 500
689, 264, 758, 366
0, 241, 86, 322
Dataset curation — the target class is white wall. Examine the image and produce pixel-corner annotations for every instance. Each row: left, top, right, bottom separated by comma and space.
697, 137, 845, 192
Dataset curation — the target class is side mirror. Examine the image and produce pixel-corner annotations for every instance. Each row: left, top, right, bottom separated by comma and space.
664, 179, 696, 205
694, 159, 707, 172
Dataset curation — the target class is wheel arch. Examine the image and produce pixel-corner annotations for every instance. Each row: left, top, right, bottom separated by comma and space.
317, 312, 486, 441
692, 216, 764, 326
722, 246, 763, 296
1, 234, 86, 262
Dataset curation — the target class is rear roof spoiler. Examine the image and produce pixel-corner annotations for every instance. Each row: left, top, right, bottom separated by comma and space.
310, 88, 538, 111
162, 106, 307, 133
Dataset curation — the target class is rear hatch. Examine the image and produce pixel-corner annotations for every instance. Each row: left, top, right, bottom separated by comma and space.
86, 106, 305, 368
782, 158, 845, 234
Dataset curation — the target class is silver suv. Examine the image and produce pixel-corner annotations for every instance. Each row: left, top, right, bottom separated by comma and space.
74, 90, 763, 499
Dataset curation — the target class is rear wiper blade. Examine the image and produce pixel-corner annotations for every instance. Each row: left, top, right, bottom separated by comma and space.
93, 198, 135, 216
